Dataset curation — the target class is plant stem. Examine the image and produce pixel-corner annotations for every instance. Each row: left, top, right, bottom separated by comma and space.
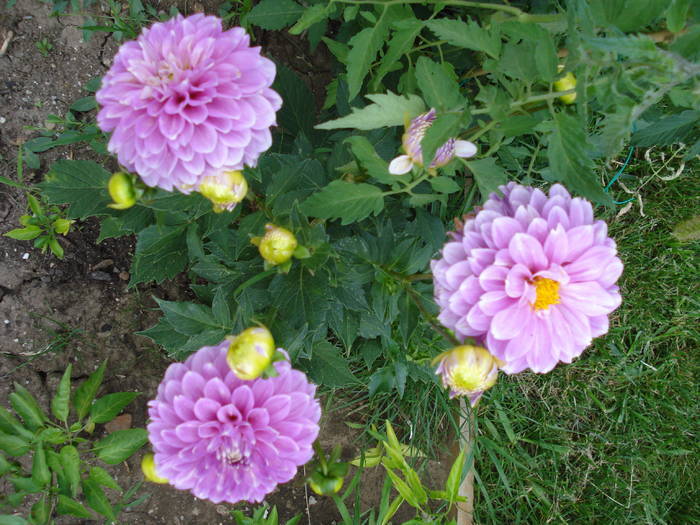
403, 284, 461, 347
332, 0, 530, 19
456, 399, 475, 525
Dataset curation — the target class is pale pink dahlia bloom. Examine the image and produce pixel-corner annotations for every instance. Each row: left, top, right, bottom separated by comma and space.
388, 109, 477, 174
431, 182, 623, 374
147, 342, 320, 504
96, 14, 282, 192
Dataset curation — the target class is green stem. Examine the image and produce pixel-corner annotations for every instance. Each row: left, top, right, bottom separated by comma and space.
332, 0, 524, 18
383, 172, 431, 197
233, 268, 277, 297
471, 88, 576, 116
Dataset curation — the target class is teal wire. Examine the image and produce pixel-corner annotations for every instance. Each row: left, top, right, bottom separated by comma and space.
605, 146, 635, 205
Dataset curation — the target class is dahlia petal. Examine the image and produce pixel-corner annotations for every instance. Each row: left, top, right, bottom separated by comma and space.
509, 233, 547, 271
193, 398, 221, 421
589, 314, 610, 338
565, 225, 594, 262
565, 245, 617, 281
445, 260, 472, 289
479, 265, 508, 291
505, 264, 532, 298
491, 302, 530, 340
388, 154, 414, 174
491, 217, 523, 249
442, 242, 466, 264
544, 224, 568, 265
479, 290, 514, 316
598, 257, 623, 288
232, 385, 254, 415
466, 304, 491, 332
560, 281, 619, 316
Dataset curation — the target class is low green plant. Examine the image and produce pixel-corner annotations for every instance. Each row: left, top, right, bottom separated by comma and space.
231, 504, 301, 525
34, 39, 53, 57
0, 361, 147, 524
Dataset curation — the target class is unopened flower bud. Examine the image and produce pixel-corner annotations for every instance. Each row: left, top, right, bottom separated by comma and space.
433, 345, 504, 406
256, 224, 298, 266
107, 172, 137, 210
554, 66, 577, 104
52, 218, 73, 235
309, 473, 344, 496
226, 326, 275, 380
141, 453, 168, 484
198, 170, 248, 213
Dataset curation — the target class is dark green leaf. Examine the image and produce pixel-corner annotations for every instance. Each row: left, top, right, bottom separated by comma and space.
316, 92, 425, 131
0, 407, 35, 441
548, 112, 613, 205
37, 160, 111, 219
246, 0, 303, 29
82, 478, 116, 520
90, 392, 139, 424
154, 298, 224, 336
56, 495, 92, 519
445, 449, 466, 504
274, 64, 315, 135
465, 158, 509, 201
372, 19, 424, 90
347, 26, 389, 101
426, 18, 501, 58
69, 96, 97, 112
301, 180, 384, 225
73, 360, 107, 420
307, 342, 358, 387
51, 364, 72, 423
59, 445, 80, 498
94, 428, 148, 464
10, 384, 46, 431
345, 136, 394, 185
129, 224, 188, 286
429, 176, 461, 194
415, 57, 463, 110
289, 3, 330, 35
136, 318, 189, 353
30, 497, 50, 524
632, 110, 699, 147
0, 515, 29, 525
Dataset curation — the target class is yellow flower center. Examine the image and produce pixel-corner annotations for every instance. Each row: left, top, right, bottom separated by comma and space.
532, 277, 560, 310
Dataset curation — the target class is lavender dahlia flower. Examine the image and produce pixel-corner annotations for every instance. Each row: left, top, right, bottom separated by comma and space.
431, 182, 623, 374
96, 14, 282, 192
147, 342, 320, 504
388, 109, 477, 175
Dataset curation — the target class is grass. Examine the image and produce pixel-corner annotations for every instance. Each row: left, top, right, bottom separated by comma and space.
470, 170, 700, 523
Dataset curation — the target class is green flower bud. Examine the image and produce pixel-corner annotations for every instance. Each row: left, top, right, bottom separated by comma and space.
226, 326, 276, 380
433, 345, 504, 406
256, 224, 298, 266
554, 66, 577, 104
107, 172, 137, 210
141, 453, 169, 484
52, 218, 73, 235
198, 170, 248, 213
309, 473, 344, 496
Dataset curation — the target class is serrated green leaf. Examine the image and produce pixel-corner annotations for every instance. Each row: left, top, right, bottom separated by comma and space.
426, 18, 501, 58
274, 64, 316, 135
31, 444, 50, 487
51, 364, 72, 423
548, 112, 612, 205
154, 298, 224, 336
0, 432, 30, 457
10, 384, 46, 431
0, 515, 29, 525
372, 19, 423, 90
307, 342, 358, 387
535, 33, 558, 82
385, 468, 421, 509
94, 428, 148, 464
301, 180, 384, 225
136, 317, 189, 353
69, 96, 97, 112
246, 0, 303, 30
56, 495, 92, 518
90, 392, 139, 424
347, 26, 389, 101
37, 160, 111, 219
465, 157, 509, 200
90, 466, 121, 490
59, 445, 80, 498
345, 136, 394, 185
82, 478, 116, 520
429, 176, 461, 194
289, 3, 330, 34
632, 110, 699, 147
316, 92, 425, 131
129, 224, 188, 286
415, 57, 463, 111
73, 360, 107, 420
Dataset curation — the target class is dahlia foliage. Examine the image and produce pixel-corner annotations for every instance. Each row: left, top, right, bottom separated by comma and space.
96, 14, 281, 192
147, 342, 320, 504
432, 183, 623, 375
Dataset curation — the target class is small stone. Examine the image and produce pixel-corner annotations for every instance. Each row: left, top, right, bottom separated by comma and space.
118, 271, 129, 281
89, 271, 112, 281
308, 495, 318, 505
92, 259, 114, 271
105, 414, 132, 433
215, 505, 228, 515
21, 253, 29, 260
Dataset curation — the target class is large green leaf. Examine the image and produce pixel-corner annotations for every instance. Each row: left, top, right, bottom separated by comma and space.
548, 112, 613, 205
82, 478, 116, 520
51, 365, 72, 423
426, 18, 501, 58
372, 19, 424, 90
73, 360, 107, 420
37, 160, 111, 219
0, 432, 30, 457
465, 158, 509, 200
307, 342, 358, 387
94, 428, 148, 465
10, 384, 46, 431
345, 136, 394, 185
129, 224, 188, 286
154, 298, 226, 336
31, 444, 50, 488
274, 64, 315, 135
246, 0, 304, 30
347, 26, 389, 101
415, 57, 463, 111
56, 495, 92, 519
301, 180, 385, 225
316, 92, 425, 131
89, 392, 139, 424
59, 445, 80, 498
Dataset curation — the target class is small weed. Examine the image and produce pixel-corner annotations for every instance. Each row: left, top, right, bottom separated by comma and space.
35, 37, 53, 57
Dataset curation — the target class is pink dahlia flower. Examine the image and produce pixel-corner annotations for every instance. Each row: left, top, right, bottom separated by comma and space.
147, 342, 321, 504
388, 109, 477, 174
96, 14, 282, 192
431, 182, 623, 374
